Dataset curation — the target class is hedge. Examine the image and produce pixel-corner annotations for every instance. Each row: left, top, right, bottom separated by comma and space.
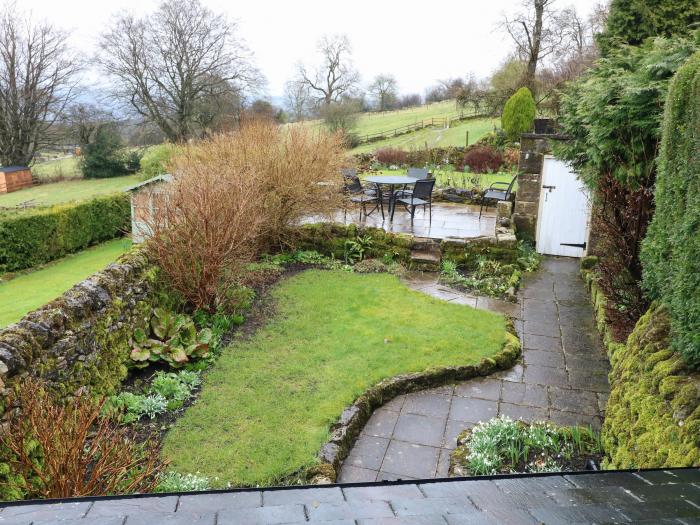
641, 50, 700, 368
0, 194, 130, 273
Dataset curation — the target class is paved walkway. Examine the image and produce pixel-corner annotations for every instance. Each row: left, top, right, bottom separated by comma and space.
338, 257, 610, 483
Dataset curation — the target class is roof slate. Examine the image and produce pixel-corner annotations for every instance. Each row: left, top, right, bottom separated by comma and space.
1, 469, 699, 524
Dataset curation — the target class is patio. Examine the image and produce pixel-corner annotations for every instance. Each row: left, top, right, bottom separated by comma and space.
333, 202, 497, 240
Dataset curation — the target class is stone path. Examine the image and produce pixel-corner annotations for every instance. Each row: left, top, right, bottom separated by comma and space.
338, 257, 610, 483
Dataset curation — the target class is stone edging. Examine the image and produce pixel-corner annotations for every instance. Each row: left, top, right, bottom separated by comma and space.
306, 325, 522, 484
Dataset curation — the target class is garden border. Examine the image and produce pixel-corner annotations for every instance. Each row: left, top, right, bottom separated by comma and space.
306, 323, 521, 483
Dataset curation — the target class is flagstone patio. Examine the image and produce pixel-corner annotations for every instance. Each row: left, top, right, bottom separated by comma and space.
338, 257, 611, 482
334, 202, 497, 240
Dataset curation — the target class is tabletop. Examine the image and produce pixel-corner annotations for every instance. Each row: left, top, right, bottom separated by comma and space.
364, 175, 418, 185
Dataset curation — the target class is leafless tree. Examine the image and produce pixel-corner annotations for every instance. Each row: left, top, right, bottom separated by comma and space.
284, 80, 312, 121
296, 35, 359, 106
0, 6, 79, 166
66, 103, 115, 146
500, 0, 565, 93
368, 74, 398, 111
98, 0, 260, 143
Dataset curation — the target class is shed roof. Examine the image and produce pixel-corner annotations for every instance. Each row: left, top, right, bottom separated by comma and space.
0, 166, 30, 173
124, 174, 174, 192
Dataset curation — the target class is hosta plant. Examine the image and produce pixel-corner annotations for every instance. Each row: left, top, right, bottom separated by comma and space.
130, 309, 213, 368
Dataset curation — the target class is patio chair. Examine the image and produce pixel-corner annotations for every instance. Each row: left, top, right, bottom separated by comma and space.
395, 168, 432, 198
479, 176, 517, 218
342, 169, 376, 197
391, 178, 435, 222
350, 183, 384, 221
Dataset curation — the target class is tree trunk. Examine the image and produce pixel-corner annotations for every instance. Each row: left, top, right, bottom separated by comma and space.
525, 0, 545, 94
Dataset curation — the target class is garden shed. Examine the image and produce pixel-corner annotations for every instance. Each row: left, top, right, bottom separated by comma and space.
125, 174, 173, 243
0, 166, 33, 194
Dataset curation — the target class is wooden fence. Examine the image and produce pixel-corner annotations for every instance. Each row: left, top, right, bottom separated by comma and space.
356, 108, 488, 145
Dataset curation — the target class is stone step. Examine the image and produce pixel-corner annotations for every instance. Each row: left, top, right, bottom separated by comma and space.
412, 237, 441, 252
410, 249, 441, 272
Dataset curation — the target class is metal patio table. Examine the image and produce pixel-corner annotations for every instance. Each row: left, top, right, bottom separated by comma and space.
363, 175, 418, 220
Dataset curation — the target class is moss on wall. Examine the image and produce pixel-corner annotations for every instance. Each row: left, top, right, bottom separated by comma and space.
582, 260, 699, 468
602, 304, 700, 468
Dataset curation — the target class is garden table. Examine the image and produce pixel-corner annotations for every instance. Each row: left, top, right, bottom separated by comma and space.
364, 175, 417, 220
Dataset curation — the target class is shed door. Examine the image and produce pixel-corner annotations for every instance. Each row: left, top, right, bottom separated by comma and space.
536, 156, 591, 257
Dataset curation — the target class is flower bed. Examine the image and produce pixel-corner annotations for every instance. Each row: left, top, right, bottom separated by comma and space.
450, 416, 604, 476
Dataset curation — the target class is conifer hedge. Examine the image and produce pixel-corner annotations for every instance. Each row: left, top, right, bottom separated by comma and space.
641, 50, 700, 368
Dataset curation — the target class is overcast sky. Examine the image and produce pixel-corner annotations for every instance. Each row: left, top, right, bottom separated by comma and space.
23, 0, 603, 100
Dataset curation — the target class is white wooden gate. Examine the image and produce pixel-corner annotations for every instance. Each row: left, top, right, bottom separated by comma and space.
536, 156, 591, 258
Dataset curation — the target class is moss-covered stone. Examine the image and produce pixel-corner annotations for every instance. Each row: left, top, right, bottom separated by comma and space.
602, 303, 700, 469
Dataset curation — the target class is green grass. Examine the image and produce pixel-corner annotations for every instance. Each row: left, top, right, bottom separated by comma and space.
0, 238, 132, 328
162, 269, 507, 486
30, 156, 81, 181
0, 174, 144, 208
352, 100, 463, 136
350, 118, 499, 154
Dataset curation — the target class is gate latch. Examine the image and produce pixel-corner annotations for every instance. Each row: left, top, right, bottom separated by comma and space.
542, 185, 556, 191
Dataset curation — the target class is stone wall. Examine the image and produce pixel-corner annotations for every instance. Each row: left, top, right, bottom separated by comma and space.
512, 133, 568, 242
0, 249, 160, 405
292, 223, 519, 270
581, 261, 700, 468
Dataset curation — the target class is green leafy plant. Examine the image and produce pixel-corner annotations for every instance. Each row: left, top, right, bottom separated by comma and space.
516, 242, 541, 272
344, 235, 374, 264
130, 309, 213, 368
501, 87, 536, 141
103, 392, 167, 423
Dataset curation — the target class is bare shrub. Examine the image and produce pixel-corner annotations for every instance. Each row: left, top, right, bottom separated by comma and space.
146, 120, 345, 310
1, 378, 164, 499
462, 146, 504, 173
375, 147, 408, 166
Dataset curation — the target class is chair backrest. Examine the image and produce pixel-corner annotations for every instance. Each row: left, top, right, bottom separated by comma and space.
505, 176, 517, 198
344, 175, 362, 193
407, 168, 429, 179
341, 168, 357, 179
412, 178, 436, 201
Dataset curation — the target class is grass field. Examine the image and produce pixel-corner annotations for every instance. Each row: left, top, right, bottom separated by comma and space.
162, 269, 507, 487
30, 156, 81, 181
352, 100, 464, 137
0, 174, 144, 208
350, 118, 499, 154
0, 238, 132, 328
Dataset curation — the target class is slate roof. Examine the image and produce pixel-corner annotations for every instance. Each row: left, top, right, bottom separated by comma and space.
0, 166, 29, 174
124, 174, 173, 192
0, 468, 699, 524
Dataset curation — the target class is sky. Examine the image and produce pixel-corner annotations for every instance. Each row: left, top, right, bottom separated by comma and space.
22, 0, 603, 100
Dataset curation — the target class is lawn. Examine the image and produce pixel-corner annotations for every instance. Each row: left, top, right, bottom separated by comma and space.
0, 174, 144, 208
0, 238, 132, 328
163, 269, 507, 486
30, 156, 81, 181
350, 118, 499, 154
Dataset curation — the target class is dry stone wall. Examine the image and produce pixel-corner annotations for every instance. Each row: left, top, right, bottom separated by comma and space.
0, 250, 159, 406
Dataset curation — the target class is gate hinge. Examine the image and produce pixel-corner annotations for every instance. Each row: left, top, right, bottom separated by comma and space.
560, 242, 587, 249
